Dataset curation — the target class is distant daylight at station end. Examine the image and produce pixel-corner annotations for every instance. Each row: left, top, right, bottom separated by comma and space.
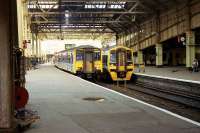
1, 0, 200, 133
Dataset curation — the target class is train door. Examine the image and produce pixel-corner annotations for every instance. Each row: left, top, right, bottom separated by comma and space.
116, 49, 126, 71
84, 52, 94, 73
116, 49, 127, 78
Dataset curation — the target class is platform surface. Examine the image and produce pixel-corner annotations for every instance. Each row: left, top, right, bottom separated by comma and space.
135, 66, 200, 82
25, 65, 200, 133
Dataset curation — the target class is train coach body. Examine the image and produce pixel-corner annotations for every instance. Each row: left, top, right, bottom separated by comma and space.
54, 45, 102, 78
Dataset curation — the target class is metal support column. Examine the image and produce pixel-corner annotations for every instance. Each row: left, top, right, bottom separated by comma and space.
32, 33, 35, 56
156, 43, 163, 67
17, 0, 24, 48
137, 50, 144, 65
38, 38, 42, 62
123, 34, 126, 46
35, 34, 39, 58
186, 31, 196, 68
39, 39, 41, 58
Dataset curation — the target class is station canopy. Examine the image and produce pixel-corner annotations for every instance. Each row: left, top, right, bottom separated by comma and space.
28, 0, 187, 40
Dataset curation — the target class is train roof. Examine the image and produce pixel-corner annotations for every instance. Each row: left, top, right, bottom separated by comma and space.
55, 45, 100, 54
75, 45, 97, 49
102, 45, 132, 51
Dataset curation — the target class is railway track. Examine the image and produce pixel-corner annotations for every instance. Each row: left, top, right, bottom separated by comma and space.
129, 74, 200, 109
127, 81, 200, 109
94, 76, 200, 109
94, 80, 200, 122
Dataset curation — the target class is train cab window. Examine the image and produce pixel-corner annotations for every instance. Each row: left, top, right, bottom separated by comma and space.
94, 51, 101, 61
76, 50, 83, 61
110, 51, 116, 64
127, 51, 132, 63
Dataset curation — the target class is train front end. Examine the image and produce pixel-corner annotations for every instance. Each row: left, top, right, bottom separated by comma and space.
108, 46, 134, 81
75, 47, 102, 78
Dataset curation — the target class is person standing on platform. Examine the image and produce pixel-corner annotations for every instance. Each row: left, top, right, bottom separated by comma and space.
31, 57, 37, 70
192, 59, 199, 72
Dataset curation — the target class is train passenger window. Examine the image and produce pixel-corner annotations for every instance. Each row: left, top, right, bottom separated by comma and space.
94, 52, 101, 60
70, 53, 73, 63
63, 52, 68, 62
110, 51, 116, 63
76, 51, 83, 61
127, 51, 132, 62
67, 52, 71, 63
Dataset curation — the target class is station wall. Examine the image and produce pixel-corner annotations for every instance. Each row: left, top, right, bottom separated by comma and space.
117, 0, 200, 67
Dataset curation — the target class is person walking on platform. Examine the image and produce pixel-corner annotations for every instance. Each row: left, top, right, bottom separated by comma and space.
192, 59, 199, 72
31, 57, 37, 70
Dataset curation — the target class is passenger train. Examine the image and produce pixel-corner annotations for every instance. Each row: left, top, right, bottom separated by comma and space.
55, 45, 134, 81
54, 45, 102, 78
102, 46, 134, 81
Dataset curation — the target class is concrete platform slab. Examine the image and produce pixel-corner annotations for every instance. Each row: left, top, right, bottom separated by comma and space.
25, 65, 200, 133
135, 66, 200, 83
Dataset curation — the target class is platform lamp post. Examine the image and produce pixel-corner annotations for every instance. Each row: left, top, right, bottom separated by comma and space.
35, 33, 39, 62
31, 33, 35, 56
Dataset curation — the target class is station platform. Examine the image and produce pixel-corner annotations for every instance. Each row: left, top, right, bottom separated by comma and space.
135, 66, 200, 83
25, 65, 200, 133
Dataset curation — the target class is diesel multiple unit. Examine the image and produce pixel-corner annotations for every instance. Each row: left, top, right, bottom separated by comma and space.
55, 45, 134, 81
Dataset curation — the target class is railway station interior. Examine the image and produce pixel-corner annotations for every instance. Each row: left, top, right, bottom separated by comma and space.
1, 0, 200, 132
